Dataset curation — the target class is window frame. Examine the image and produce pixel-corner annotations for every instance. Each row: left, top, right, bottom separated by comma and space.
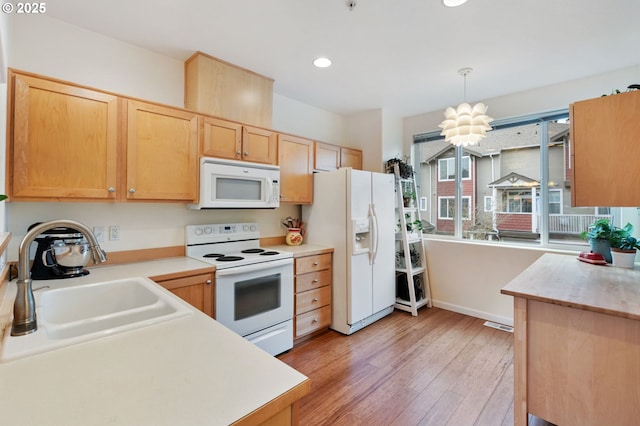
414, 108, 575, 246
438, 156, 470, 182
438, 196, 471, 220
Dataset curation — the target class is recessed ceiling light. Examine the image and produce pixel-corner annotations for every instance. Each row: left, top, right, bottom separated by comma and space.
442, 0, 469, 7
313, 57, 332, 68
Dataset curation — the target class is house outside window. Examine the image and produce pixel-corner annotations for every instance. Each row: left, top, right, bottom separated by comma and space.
439, 196, 470, 220
413, 111, 630, 246
484, 196, 493, 212
438, 156, 470, 181
548, 189, 562, 214
503, 190, 533, 213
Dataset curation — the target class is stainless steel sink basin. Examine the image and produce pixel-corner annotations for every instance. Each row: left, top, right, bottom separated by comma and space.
1, 277, 192, 362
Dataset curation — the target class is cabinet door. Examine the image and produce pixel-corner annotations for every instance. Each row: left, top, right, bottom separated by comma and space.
242, 126, 277, 164
340, 147, 363, 170
571, 91, 640, 206
314, 142, 340, 171
126, 100, 199, 201
153, 272, 214, 317
9, 72, 119, 200
278, 134, 313, 204
201, 116, 242, 160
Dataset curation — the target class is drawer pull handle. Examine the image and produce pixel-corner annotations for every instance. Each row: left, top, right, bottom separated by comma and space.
312, 297, 318, 302
313, 279, 319, 283
312, 318, 318, 324
206, 280, 212, 285
313, 261, 319, 266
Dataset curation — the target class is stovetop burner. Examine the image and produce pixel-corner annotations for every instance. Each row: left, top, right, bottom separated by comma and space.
216, 256, 245, 262
185, 223, 293, 269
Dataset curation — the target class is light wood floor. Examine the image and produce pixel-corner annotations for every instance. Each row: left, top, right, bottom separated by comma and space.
279, 307, 552, 426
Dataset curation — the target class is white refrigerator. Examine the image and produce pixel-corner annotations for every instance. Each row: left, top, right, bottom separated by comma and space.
302, 168, 395, 335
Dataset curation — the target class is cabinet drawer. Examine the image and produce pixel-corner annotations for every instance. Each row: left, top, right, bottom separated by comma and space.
296, 286, 331, 315
295, 305, 331, 338
296, 269, 331, 293
295, 253, 332, 275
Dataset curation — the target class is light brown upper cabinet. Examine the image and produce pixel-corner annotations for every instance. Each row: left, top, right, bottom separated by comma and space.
570, 90, 640, 207
278, 134, 313, 204
185, 51, 274, 128
201, 117, 277, 165
340, 147, 363, 170
314, 142, 363, 171
125, 100, 199, 201
8, 71, 119, 200
314, 142, 340, 171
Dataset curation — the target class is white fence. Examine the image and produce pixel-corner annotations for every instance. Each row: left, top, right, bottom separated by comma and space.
535, 214, 612, 235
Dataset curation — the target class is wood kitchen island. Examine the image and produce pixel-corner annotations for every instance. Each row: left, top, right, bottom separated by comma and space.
501, 253, 640, 426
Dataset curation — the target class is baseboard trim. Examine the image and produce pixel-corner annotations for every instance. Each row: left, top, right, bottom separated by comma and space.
432, 300, 513, 327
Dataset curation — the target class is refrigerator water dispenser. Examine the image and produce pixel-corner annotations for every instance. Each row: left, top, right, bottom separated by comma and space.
352, 217, 370, 255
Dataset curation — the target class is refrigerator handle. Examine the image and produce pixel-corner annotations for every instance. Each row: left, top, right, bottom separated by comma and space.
370, 203, 379, 265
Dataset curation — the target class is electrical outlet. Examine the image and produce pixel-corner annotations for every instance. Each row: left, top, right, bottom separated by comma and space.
109, 225, 120, 241
93, 226, 105, 242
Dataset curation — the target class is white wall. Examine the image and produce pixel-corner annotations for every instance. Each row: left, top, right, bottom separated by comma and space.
2, 14, 351, 260
272, 94, 346, 144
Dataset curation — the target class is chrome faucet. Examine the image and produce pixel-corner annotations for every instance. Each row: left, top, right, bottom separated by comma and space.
11, 220, 108, 336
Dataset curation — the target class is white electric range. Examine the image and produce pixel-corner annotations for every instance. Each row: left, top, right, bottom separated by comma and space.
185, 223, 294, 356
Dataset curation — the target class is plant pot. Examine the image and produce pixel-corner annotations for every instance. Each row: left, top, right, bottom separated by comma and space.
589, 239, 612, 263
611, 248, 637, 269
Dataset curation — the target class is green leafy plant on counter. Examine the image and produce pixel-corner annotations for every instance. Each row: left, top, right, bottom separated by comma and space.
610, 223, 640, 252
580, 218, 613, 241
0, 195, 6, 201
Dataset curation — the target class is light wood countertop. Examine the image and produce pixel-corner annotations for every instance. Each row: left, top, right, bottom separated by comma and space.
500, 252, 640, 320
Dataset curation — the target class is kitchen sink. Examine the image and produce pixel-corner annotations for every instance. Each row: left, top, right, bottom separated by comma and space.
1, 277, 192, 362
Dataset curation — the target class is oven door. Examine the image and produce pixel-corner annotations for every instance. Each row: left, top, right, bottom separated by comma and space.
215, 258, 293, 338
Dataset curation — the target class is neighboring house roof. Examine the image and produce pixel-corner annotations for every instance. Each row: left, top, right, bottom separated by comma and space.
420, 121, 569, 164
488, 171, 539, 188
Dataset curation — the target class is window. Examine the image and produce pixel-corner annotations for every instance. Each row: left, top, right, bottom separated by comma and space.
484, 196, 493, 212
503, 190, 532, 213
549, 189, 562, 214
438, 157, 470, 181
439, 196, 470, 220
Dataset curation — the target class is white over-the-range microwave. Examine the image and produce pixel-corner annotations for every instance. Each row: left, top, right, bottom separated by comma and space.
189, 157, 281, 209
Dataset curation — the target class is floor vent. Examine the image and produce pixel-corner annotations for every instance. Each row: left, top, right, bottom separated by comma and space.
483, 321, 514, 333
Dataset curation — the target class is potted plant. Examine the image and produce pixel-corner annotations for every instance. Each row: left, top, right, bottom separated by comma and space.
403, 190, 416, 208
580, 218, 613, 263
385, 156, 413, 178
609, 223, 639, 269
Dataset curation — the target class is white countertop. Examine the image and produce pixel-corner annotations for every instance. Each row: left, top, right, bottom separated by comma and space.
0, 257, 309, 425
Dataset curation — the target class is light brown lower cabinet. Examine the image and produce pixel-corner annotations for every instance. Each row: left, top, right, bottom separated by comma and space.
151, 269, 215, 318
294, 252, 332, 342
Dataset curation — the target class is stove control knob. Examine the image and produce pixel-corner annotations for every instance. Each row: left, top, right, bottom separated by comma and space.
250, 225, 256, 232
204, 226, 212, 234
243, 224, 249, 231
194, 227, 203, 235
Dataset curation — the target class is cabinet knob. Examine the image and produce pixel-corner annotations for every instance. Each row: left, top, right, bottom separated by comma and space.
206, 280, 212, 285
108, 187, 115, 193
313, 261, 319, 266
244, 152, 249, 156
312, 318, 318, 324
312, 297, 318, 302
129, 188, 136, 194
312, 279, 319, 283
236, 151, 242, 155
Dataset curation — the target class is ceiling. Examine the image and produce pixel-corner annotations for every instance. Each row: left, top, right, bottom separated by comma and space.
46, 0, 640, 118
